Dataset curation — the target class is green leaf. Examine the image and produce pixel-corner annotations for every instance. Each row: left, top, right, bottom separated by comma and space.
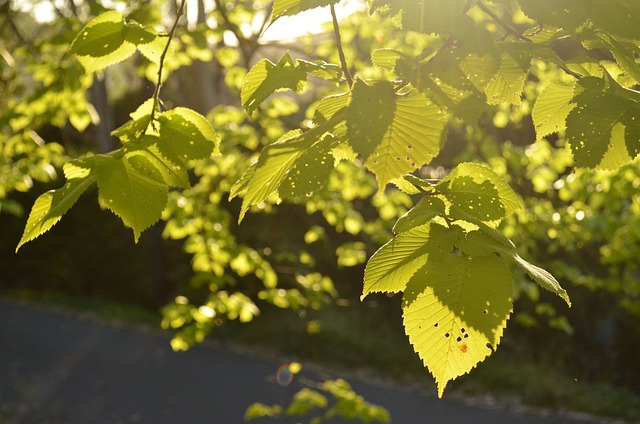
241, 53, 340, 113
393, 196, 445, 234
362, 222, 459, 299
532, 81, 576, 139
346, 80, 397, 160
95, 154, 168, 242
279, 135, 336, 200
129, 139, 190, 189
402, 246, 513, 397
436, 162, 521, 224
465, 224, 571, 306
346, 80, 447, 190
313, 91, 351, 124
485, 52, 528, 105
17, 174, 97, 252
157, 107, 220, 163
111, 98, 156, 143
271, 0, 339, 22
71, 11, 137, 73
124, 22, 157, 46
513, 254, 571, 307
372, 49, 409, 69
565, 82, 640, 168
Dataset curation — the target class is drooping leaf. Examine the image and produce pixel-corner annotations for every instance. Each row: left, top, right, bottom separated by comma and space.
129, 139, 190, 189
16, 174, 97, 251
271, 0, 339, 22
436, 162, 521, 224
513, 254, 571, 307
403, 240, 513, 397
95, 154, 168, 242
157, 107, 220, 163
464, 224, 571, 306
532, 81, 576, 139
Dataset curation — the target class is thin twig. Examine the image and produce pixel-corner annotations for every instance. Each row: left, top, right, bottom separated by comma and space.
477, 1, 529, 42
151, 0, 187, 123
330, 4, 353, 87
476, 1, 582, 79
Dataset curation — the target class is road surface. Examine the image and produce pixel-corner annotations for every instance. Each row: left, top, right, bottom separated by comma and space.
0, 297, 597, 423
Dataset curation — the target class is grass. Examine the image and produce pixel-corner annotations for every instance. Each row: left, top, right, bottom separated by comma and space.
3, 288, 640, 422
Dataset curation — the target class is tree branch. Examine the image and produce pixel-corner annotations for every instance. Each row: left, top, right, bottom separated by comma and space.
477, 1, 582, 79
330, 4, 353, 88
151, 0, 187, 123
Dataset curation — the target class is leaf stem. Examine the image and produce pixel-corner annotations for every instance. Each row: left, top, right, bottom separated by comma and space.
151, 0, 187, 123
330, 4, 353, 88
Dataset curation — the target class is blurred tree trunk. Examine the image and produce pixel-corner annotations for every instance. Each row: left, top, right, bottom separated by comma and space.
174, 0, 229, 113
89, 74, 116, 153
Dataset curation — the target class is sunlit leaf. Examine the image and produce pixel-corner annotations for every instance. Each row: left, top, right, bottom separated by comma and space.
513, 254, 571, 307
71, 11, 137, 73
393, 196, 445, 234
272, 0, 339, 22
242, 53, 340, 113
279, 135, 336, 200
485, 52, 527, 105
16, 174, 97, 251
95, 154, 168, 242
566, 80, 640, 168
403, 240, 513, 397
436, 162, 521, 224
157, 107, 220, 163
362, 223, 459, 299
532, 81, 576, 139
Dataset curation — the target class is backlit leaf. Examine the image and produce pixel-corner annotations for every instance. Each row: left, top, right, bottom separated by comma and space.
403, 244, 513, 397
362, 222, 459, 299
532, 81, 576, 139
272, 0, 339, 22
157, 107, 219, 163
16, 174, 97, 251
241, 53, 340, 113
485, 52, 527, 105
364, 87, 447, 190
393, 196, 445, 234
235, 117, 342, 222
71, 11, 137, 73
95, 154, 168, 242
437, 162, 521, 224
513, 254, 571, 307
566, 81, 640, 168
279, 135, 336, 200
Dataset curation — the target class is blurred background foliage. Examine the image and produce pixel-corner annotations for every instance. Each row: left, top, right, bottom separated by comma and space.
1, 0, 639, 417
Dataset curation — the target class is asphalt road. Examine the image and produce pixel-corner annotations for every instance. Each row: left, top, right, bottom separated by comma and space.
0, 297, 597, 423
